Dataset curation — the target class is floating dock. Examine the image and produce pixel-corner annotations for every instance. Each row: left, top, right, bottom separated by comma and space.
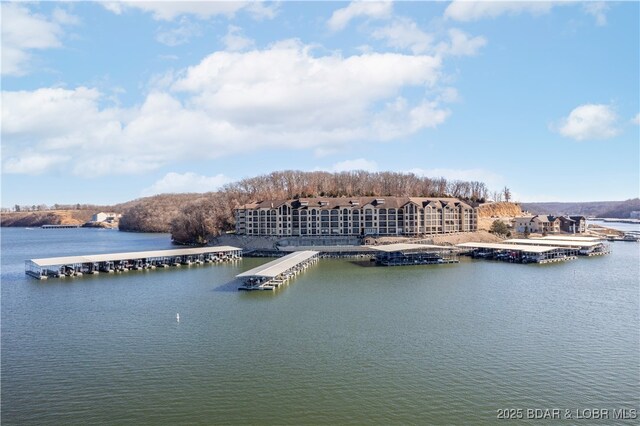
41, 224, 81, 229
456, 242, 577, 264
237, 250, 319, 291
25, 246, 242, 279
503, 238, 610, 256
368, 243, 458, 266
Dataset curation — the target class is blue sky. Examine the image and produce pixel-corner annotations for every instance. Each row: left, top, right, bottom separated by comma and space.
1, 1, 638, 207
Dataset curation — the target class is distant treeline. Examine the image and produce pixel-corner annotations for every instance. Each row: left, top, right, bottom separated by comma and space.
1, 203, 120, 213
127, 170, 494, 244
522, 198, 640, 218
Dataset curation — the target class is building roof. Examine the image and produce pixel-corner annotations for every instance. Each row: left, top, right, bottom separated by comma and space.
238, 196, 473, 211
368, 243, 450, 252
504, 239, 601, 248
236, 251, 318, 278
278, 245, 374, 253
28, 246, 241, 267
533, 215, 557, 223
456, 242, 561, 253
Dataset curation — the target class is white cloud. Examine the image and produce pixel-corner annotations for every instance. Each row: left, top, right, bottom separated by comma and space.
142, 172, 233, 195
52, 8, 81, 26
371, 17, 433, 54
583, 2, 608, 26
441, 28, 487, 57
3, 153, 70, 175
328, 1, 393, 31
408, 168, 504, 187
1, 3, 77, 76
371, 18, 485, 58
2, 41, 451, 177
444, 1, 557, 22
632, 113, 640, 125
556, 104, 620, 141
222, 25, 255, 52
329, 158, 379, 172
101, 1, 276, 21
170, 39, 444, 140
156, 17, 202, 46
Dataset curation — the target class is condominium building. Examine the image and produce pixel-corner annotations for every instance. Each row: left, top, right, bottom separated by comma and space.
234, 197, 477, 237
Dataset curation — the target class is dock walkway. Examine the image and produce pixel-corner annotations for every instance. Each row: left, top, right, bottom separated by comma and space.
237, 250, 319, 291
26, 246, 242, 279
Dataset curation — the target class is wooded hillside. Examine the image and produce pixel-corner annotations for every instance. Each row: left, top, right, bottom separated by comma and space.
522, 198, 639, 218
0, 170, 501, 243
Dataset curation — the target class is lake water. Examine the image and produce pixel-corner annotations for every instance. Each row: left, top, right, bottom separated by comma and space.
2, 227, 639, 424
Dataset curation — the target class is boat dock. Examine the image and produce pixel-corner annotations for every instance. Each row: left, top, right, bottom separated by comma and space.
503, 238, 610, 256
237, 250, 319, 291
368, 243, 458, 266
25, 246, 242, 279
540, 236, 604, 242
41, 224, 81, 229
456, 242, 578, 264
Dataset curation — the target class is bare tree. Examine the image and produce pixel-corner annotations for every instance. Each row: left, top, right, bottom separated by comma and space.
503, 186, 512, 203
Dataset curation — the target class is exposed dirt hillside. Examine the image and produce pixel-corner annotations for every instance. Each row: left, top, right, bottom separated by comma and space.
0, 210, 97, 227
476, 202, 522, 231
477, 202, 522, 218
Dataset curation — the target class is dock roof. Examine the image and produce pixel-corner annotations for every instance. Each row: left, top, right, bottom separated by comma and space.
278, 245, 374, 253
504, 239, 601, 248
237, 251, 318, 279
540, 236, 603, 242
368, 243, 450, 252
456, 242, 561, 253
29, 246, 241, 267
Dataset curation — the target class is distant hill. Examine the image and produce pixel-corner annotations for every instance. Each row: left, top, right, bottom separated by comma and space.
522, 198, 640, 218
0, 210, 97, 227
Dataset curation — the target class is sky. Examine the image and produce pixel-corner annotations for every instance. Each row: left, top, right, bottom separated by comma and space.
1, 0, 639, 207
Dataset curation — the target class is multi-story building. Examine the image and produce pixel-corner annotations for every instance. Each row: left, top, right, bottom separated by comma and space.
234, 197, 477, 237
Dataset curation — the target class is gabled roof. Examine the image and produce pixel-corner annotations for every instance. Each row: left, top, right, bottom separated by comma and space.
239, 196, 476, 210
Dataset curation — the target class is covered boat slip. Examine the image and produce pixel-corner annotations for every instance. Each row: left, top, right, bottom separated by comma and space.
540, 236, 604, 242
503, 238, 610, 256
237, 250, 319, 291
369, 243, 458, 266
25, 246, 242, 279
456, 242, 577, 264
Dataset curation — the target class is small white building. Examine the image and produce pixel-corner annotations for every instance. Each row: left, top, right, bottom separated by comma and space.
92, 212, 122, 223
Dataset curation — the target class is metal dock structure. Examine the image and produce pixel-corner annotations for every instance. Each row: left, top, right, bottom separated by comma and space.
540, 236, 604, 242
368, 243, 458, 266
456, 242, 578, 264
25, 246, 242, 279
237, 250, 319, 291
503, 238, 610, 256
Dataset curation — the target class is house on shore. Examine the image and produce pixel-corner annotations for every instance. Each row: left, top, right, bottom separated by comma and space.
515, 215, 585, 234
234, 196, 477, 237
91, 212, 122, 223
558, 216, 586, 233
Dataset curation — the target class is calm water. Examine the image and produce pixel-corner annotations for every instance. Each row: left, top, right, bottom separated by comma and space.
2, 227, 639, 424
